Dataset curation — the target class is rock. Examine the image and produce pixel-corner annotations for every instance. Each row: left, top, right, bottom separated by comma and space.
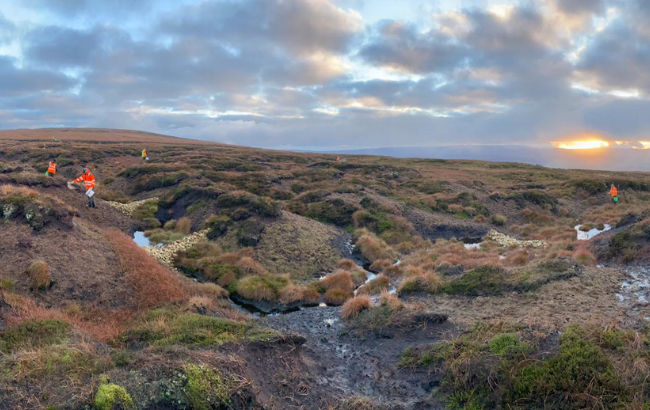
105, 197, 159, 216
486, 229, 548, 248
142, 229, 209, 267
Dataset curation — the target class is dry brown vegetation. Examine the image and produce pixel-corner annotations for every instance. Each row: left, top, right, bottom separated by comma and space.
105, 229, 187, 309
25, 260, 51, 290
341, 295, 372, 319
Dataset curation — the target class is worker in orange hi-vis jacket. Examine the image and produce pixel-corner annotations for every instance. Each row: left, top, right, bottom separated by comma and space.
70, 167, 96, 208
46, 159, 57, 177
609, 184, 618, 204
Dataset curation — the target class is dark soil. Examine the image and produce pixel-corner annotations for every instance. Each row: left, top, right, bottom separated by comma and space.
260, 306, 456, 409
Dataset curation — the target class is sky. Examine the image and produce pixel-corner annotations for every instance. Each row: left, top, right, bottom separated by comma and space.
0, 0, 649, 151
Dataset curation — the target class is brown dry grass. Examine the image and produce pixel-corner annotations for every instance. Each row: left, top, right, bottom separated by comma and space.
397, 272, 443, 295
320, 270, 355, 292
357, 275, 390, 295
378, 291, 403, 310
279, 284, 306, 304
234, 257, 269, 276
3, 290, 131, 342
189, 282, 229, 299
25, 260, 51, 290
105, 228, 187, 309
369, 259, 392, 272
176, 217, 192, 234
341, 295, 372, 320
349, 269, 368, 287
325, 289, 353, 306
355, 230, 396, 262
337, 259, 357, 271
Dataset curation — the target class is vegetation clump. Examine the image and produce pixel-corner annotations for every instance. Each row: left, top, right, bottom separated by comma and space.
25, 260, 52, 290
0, 319, 70, 353
185, 364, 232, 410
94, 377, 136, 410
341, 295, 372, 319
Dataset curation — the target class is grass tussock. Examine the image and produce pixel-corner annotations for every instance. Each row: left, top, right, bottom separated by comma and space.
320, 270, 355, 292
357, 275, 390, 295
105, 228, 187, 309
116, 308, 278, 347
25, 260, 51, 290
324, 289, 353, 306
341, 295, 373, 320
397, 272, 443, 295
354, 230, 397, 262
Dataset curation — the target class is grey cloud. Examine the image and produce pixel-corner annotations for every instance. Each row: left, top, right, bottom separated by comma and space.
358, 21, 468, 74
577, 23, 650, 92
555, 0, 605, 16
23, 0, 154, 17
0, 56, 74, 96
160, 0, 361, 56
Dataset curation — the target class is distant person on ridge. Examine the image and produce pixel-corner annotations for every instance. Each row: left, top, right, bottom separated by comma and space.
70, 167, 96, 208
142, 148, 148, 163
336, 155, 341, 163
46, 159, 57, 177
609, 184, 618, 204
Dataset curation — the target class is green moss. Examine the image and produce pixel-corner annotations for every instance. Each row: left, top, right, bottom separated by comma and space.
205, 215, 232, 239
512, 326, 622, 408
132, 202, 160, 228
442, 266, 505, 296
489, 333, 529, 357
185, 364, 231, 410
0, 320, 70, 353
0, 277, 15, 291
118, 311, 278, 348
94, 378, 135, 410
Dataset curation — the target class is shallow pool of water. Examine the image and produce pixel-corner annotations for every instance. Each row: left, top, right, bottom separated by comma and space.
464, 243, 482, 250
575, 224, 611, 241
133, 231, 150, 247
133, 231, 162, 247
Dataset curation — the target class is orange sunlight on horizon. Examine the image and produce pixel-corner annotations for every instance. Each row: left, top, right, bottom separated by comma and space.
552, 140, 610, 150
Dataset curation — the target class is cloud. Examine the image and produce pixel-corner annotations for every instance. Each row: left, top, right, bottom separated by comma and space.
0, 56, 74, 96
160, 0, 362, 56
23, 0, 154, 17
358, 21, 467, 74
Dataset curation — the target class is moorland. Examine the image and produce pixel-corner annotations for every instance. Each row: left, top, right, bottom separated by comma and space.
2, 129, 650, 409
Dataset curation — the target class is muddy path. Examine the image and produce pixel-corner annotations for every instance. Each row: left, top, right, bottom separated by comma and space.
262, 307, 456, 409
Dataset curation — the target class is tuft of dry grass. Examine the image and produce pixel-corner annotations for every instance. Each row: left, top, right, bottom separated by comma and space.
320, 270, 355, 292
337, 259, 358, 271
234, 257, 269, 276
279, 284, 306, 304
175, 217, 192, 234
189, 282, 229, 299
25, 260, 51, 290
573, 245, 597, 267
355, 230, 396, 262
369, 259, 393, 272
378, 291, 403, 310
349, 269, 368, 287
357, 275, 390, 295
325, 289, 353, 306
105, 228, 187, 310
341, 295, 372, 320
382, 264, 403, 278
397, 272, 443, 295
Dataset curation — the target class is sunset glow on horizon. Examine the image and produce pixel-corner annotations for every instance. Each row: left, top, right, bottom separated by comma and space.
553, 141, 610, 150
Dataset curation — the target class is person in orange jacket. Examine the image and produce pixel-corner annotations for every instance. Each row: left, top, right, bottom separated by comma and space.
70, 167, 96, 208
46, 159, 57, 177
609, 184, 618, 204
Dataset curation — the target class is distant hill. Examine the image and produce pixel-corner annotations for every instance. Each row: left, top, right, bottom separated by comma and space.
328, 145, 650, 172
